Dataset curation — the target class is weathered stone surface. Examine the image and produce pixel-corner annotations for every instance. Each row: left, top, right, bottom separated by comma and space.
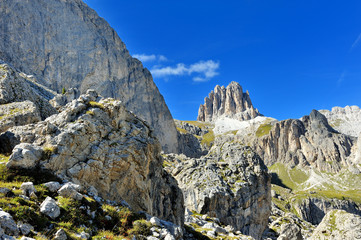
40, 197, 60, 219
50, 88, 81, 110
20, 182, 36, 197
7, 143, 43, 169
0, 0, 178, 152
293, 197, 361, 225
319, 105, 361, 137
58, 182, 83, 201
177, 132, 207, 158
0, 62, 57, 120
164, 142, 271, 240
242, 110, 356, 173
44, 181, 61, 192
277, 223, 303, 240
0, 210, 19, 236
355, 132, 361, 165
4, 92, 184, 225
54, 229, 67, 240
18, 222, 34, 236
268, 203, 314, 240
310, 210, 361, 240
197, 82, 260, 122
0, 101, 41, 133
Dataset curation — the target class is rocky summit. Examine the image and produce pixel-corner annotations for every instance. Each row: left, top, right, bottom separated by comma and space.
197, 81, 261, 122
0, 0, 178, 153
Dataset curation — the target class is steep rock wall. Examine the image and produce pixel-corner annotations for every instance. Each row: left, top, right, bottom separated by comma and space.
0, 0, 178, 152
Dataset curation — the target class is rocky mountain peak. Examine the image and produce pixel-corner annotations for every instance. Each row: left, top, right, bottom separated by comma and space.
197, 81, 261, 122
0, 0, 178, 153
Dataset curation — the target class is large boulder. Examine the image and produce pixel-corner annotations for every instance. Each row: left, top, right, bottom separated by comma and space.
0, 0, 178, 152
4, 91, 184, 225
165, 142, 271, 240
0, 101, 41, 133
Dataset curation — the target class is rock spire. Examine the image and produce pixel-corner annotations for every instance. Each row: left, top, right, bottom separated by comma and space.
197, 81, 260, 122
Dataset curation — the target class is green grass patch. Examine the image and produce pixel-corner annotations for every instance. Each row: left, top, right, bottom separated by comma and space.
88, 101, 105, 110
269, 163, 309, 190
177, 127, 188, 134
201, 130, 215, 147
0, 154, 9, 163
256, 123, 272, 137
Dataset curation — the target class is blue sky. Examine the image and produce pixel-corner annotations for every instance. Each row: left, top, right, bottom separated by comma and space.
84, 0, 361, 120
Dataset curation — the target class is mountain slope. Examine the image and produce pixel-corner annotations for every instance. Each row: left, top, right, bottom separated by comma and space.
0, 0, 178, 152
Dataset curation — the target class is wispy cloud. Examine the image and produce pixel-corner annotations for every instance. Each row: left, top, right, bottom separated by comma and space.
337, 70, 346, 86
350, 33, 361, 51
151, 60, 220, 82
133, 54, 167, 62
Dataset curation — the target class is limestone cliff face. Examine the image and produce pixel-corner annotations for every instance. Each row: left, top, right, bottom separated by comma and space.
164, 143, 271, 240
3, 91, 184, 225
320, 105, 361, 137
244, 110, 355, 173
294, 197, 361, 225
0, 0, 178, 152
197, 81, 260, 122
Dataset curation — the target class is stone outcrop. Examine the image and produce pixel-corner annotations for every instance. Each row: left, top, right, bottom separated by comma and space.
0, 0, 178, 152
177, 133, 207, 158
243, 110, 355, 172
164, 142, 271, 240
197, 81, 260, 122
0, 62, 57, 120
293, 197, 361, 225
310, 210, 361, 240
319, 105, 361, 137
175, 120, 210, 158
268, 203, 315, 240
0, 101, 41, 133
3, 91, 184, 225
355, 132, 361, 164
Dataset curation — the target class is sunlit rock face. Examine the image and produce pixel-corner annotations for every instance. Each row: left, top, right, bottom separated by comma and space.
4, 91, 184, 226
197, 81, 261, 122
0, 0, 178, 153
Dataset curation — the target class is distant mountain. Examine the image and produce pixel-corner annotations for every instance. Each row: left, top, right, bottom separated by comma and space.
319, 105, 361, 137
197, 81, 261, 122
0, 0, 178, 152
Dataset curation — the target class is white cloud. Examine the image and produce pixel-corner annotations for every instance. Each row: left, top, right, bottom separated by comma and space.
158, 55, 168, 61
350, 33, 361, 51
151, 60, 220, 82
133, 54, 167, 62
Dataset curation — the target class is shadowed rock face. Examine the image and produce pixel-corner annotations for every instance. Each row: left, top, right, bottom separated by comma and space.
0, 0, 178, 153
4, 91, 184, 225
197, 81, 261, 122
